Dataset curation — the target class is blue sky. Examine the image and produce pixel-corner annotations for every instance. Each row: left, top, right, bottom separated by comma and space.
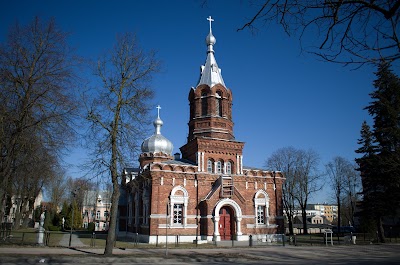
1, 0, 383, 203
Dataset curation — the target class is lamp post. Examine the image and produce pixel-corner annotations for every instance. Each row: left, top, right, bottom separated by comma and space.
69, 189, 77, 247
165, 198, 170, 257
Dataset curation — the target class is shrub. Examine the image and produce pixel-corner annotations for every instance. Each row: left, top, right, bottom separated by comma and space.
47, 225, 61, 231
87, 222, 95, 232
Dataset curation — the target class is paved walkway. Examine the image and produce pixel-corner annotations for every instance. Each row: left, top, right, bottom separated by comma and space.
58, 233, 87, 247
0, 244, 399, 264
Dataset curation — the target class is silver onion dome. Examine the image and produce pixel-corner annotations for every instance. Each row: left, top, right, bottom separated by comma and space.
141, 106, 173, 155
206, 32, 216, 46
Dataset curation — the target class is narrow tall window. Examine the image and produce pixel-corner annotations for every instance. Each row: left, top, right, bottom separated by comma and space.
207, 159, 214, 173
201, 92, 208, 116
173, 204, 183, 224
170, 186, 189, 227
216, 161, 222, 174
226, 161, 232, 174
257, 205, 265, 224
215, 91, 222, 116
254, 190, 270, 226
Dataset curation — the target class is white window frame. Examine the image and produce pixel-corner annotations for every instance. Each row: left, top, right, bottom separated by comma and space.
257, 205, 265, 224
216, 161, 222, 174
254, 190, 270, 227
207, 159, 214, 173
173, 203, 183, 224
226, 161, 232, 174
169, 186, 189, 227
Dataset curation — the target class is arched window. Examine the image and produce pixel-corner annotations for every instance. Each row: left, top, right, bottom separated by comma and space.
216, 160, 223, 174
201, 92, 208, 116
170, 186, 189, 227
207, 159, 214, 173
254, 190, 270, 226
226, 161, 232, 174
215, 91, 222, 116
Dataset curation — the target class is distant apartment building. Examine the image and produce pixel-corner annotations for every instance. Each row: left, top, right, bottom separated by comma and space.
82, 190, 112, 231
285, 203, 338, 225
308, 204, 338, 223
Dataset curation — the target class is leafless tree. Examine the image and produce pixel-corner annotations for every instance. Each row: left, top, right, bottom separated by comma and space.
342, 162, 361, 227
236, 1, 400, 66
326, 156, 361, 226
326, 156, 350, 231
294, 148, 322, 234
45, 169, 69, 211
0, 17, 79, 222
266, 146, 299, 235
85, 33, 160, 255
12, 134, 58, 228
267, 147, 322, 234
326, 156, 361, 230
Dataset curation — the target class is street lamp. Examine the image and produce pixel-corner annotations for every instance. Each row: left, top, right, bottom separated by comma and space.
69, 189, 78, 247
166, 197, 170, 257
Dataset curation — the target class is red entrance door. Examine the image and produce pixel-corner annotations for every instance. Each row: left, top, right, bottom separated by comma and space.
219, 206, 233, 240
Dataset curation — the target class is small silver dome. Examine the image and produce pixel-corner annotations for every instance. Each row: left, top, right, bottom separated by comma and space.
141, 107, 173, 155
206, 32, 216, 46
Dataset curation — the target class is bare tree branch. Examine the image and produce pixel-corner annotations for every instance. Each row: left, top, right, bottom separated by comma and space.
84, 33, 160, 255
235, 0, 400, 66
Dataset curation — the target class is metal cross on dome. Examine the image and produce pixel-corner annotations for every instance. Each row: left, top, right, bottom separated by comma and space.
156, 105, 161, 118
207, 16, 214, 32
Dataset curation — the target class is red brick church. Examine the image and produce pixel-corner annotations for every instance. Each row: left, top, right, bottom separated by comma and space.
123, 16, 285, 243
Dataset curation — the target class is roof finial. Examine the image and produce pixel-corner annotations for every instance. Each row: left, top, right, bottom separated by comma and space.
207, 16, 214, 33
156, 105, 161, 118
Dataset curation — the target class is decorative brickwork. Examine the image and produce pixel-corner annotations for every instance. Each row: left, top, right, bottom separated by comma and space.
123, 17, 285, 244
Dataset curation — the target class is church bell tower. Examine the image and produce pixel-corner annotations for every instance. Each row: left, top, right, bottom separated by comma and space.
180, 16, 244, 174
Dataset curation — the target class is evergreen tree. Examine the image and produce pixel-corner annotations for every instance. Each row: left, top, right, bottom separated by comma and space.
60, 201, 71, 230
72, 200, 82, 229
356, 62, 400, 243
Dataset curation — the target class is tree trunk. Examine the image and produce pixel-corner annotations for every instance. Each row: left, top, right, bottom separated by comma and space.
301, 208, 308, 234
377, 216, 386, 243
104, 183, 120, 255
337, 196, 341, 233
288, 215, 294, 235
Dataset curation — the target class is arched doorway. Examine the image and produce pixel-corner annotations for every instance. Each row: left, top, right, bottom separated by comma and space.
219, 206, 234, 240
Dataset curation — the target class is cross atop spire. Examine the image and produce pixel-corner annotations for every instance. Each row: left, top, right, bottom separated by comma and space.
156, 105, 161, 118
207, 16, 214, 33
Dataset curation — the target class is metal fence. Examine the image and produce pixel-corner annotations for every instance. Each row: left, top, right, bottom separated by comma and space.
1, 230, 398, 248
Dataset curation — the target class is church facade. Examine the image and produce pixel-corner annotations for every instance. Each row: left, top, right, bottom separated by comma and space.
123, 17, 285, 243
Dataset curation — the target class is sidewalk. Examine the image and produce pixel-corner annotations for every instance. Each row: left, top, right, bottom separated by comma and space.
58, 233, 87, 247
0, 244, 399, 264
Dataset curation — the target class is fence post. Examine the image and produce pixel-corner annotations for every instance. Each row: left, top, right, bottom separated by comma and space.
282, 234, 285, 246
91, 232, 95, 247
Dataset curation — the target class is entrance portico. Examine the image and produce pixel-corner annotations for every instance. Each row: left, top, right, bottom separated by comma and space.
213, 199, 243, 241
